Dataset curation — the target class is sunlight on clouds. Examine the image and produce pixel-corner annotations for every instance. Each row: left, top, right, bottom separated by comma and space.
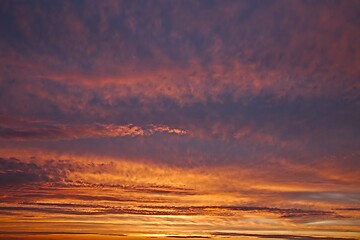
0, 149, 359, 239
0, 0, 359, 239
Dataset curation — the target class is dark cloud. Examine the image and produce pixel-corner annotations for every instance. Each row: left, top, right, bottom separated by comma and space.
0, 0, 359, 173
0, 157, 62, 185
1, 200, 336, 218
0, 157, 93, 185
140, 205, 336, 219
334, 208, 360, 211
1, 88, 358, 170
0, 205, 197, 216
0, 231, 127, 237
0, 157, 194, 196
0, 115, 186, 140
166, 236, 210, 239
211, 232, 357, 240
0, 0, 359, 107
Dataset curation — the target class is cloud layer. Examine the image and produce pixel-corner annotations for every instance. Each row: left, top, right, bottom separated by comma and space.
1, 155, 359, 239
0, 0, 359, 239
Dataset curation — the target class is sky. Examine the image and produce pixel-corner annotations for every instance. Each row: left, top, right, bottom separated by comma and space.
0, 0, 359, 239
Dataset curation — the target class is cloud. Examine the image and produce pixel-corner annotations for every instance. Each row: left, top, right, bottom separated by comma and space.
138, 205, 336, 219
0, 157, 199, 201
0, 0, 359, 105
0, 176, 338, 219
0, 154, 359, 239
0, 156, 125, 186
0, 116, 186, 140
334, 208, 360, 211
0, 1, 359, 239
0, 231, 127, 237
0, 157, 62, 185
211, 232, 357, 240
165, 236, 210, 239
0, 203, 338, 219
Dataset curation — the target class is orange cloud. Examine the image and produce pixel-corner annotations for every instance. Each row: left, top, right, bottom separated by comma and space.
0, 152, 359, 239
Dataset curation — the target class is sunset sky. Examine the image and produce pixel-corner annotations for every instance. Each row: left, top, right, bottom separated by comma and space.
0, 0, 359, 239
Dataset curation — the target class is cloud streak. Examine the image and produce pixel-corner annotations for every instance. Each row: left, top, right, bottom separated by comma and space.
211, 232, 358, 240
0, 116, 186, 140
0, 154, 359, 238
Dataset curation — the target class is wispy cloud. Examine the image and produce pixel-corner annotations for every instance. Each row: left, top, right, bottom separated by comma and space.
0, 116, 186, 140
